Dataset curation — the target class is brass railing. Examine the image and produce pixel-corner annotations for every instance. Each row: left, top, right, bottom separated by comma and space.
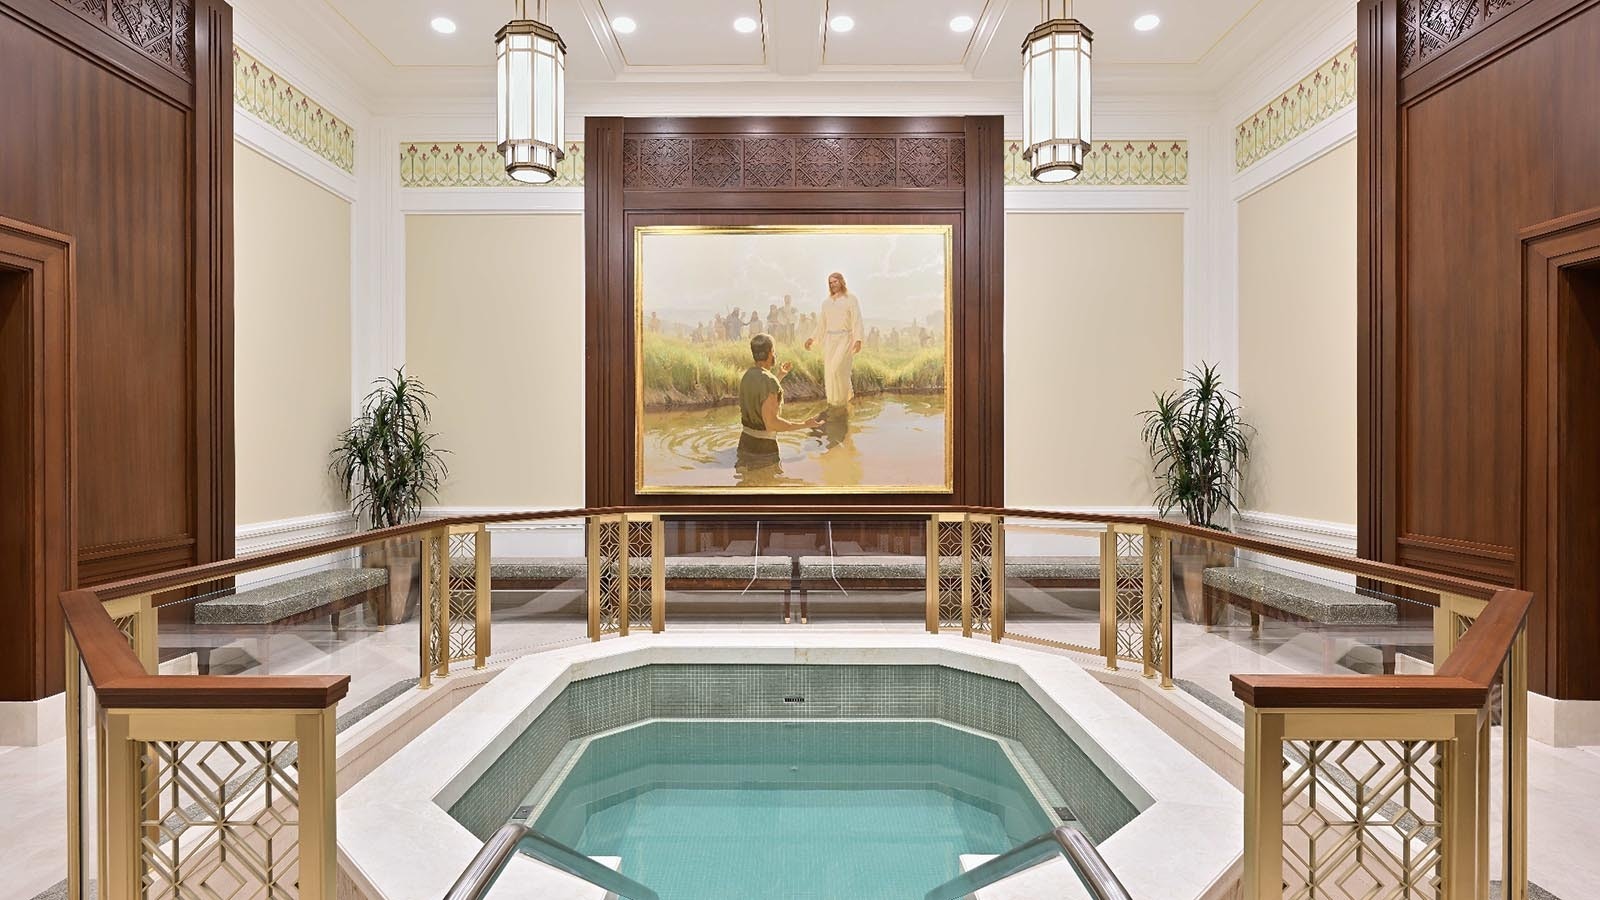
60, 505, 1529, 900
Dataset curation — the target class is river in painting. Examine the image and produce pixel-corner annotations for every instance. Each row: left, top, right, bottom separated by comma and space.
640, 392, 947, 490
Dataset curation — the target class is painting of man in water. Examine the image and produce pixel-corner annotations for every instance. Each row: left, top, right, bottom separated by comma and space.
634, 225, 953, 493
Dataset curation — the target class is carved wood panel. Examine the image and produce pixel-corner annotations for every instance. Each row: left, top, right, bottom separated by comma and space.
622, 135, 966, 191
1399, 0, 1536, 72
53, 0, 193, 77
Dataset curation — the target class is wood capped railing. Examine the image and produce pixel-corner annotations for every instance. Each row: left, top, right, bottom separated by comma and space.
61, 505, 1530, 900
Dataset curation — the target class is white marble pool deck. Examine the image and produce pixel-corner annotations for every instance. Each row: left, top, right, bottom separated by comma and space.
337, 632, 1242, 900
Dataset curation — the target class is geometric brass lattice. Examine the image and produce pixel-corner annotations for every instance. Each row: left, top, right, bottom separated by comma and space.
596, 519, 622, 637
1147, 534, 1167, 677
138, 739, 301, 900
1282, 738, 1445, 900
968, 518, 996, 635
447, 531, 478, 663
625, 519, 653, 631
1114, 530, 1146, 661
936, 519, 964, 629
424, 531, 446, 677
113, 614, 138, 648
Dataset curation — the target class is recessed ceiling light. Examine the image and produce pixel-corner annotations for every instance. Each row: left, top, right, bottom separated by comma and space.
733, 16, 758, 33
611, 16, 636, 34
949, 15, 975, 33
829, 15, 855, 33
1134, 13, 1161, 32
429, 16, 456, 35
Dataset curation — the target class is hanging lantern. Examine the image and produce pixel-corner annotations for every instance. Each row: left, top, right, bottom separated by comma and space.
497, 0, 566, 184
1021, 0, 1093, 183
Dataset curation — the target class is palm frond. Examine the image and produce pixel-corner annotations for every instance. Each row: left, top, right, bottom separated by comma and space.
1138, 361, 1254, 530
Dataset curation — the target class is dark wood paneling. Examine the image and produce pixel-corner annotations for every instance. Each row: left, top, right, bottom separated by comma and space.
0, 0, 231, 698
1360, 0, 1600, 696
585, 116, 1005, 510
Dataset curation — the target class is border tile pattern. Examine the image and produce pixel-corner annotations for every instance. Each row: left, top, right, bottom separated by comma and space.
233, 46, 356, 173
1003, 140, 1189, 187
399, 141, 1183, 188
448, 663, 1139, 845
400, 141, 586, 188
1234, 44, 1358, 173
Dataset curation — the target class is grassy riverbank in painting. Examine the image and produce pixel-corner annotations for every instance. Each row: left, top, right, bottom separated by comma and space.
640, 333, 946, 411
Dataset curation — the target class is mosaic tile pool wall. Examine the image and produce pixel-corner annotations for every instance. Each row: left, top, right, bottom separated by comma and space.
447, 664, 1142, 843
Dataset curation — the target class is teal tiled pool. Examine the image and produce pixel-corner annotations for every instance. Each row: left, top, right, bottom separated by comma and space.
530, 720, 1056, 899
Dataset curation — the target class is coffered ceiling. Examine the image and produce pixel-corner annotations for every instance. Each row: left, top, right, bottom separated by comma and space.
322, 0, 1265, 78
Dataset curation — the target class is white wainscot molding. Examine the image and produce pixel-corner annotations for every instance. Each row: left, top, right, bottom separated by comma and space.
1233, 510, 1358, 586
423, 507, 586, 558
234, 511, 361, 586
1230, 105, 1357, 203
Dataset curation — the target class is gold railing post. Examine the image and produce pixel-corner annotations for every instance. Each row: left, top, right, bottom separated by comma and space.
991, 515, 1006, 643
960, 515, 974, 637
924, 515, 939, 633
1099, 528, 1117, 670
296, 706, 338, 900
1505, 627, 1529, 900
1141, 526, 1156, 679
651, 515, 666, 633
418, 527, 448, 689
586, 515, 600, 641
1443, 710, 1485, 900
1155, 530, 1174, 688
474, 524, 491, 669
1241, 706, 1285, 900
64, 634, 84, 900
101, 711, 140, 900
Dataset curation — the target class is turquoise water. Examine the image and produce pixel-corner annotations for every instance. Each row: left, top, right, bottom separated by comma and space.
526, 720, 1055, 900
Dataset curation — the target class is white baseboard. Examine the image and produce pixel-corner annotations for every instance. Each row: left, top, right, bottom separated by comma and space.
1529, 692, 1600, 747
0, 692, 64, 746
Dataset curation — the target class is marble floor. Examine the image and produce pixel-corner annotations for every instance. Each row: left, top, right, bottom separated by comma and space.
5, 589, 1595, 900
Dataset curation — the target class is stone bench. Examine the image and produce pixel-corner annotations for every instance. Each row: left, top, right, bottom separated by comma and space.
1201, 565, 1401, 671
790, 555, 1102, 623
193, 568, 389, 627
486, 556, 791, 590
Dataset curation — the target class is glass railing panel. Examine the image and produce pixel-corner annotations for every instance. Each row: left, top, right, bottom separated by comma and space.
1001, 520, 1106, 654
152, 535, 423, 723
1168, 540, 1438, 722
659, 517, 793, 626
72, 647, 99, 900
484, 517, 591, 655
786, 515, 930, 626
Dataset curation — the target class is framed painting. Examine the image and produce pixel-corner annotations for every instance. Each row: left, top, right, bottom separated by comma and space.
633, 224, 954, 494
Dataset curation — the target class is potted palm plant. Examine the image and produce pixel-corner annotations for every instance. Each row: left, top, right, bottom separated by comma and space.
1139, 362, 1252, 622
331, 369, 449, 622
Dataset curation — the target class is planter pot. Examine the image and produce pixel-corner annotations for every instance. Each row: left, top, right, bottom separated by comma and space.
363, 536, 422, 626
1170, 532, 1236, 627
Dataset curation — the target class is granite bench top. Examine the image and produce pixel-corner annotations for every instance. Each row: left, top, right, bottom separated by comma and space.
1202, 566, 1399, 626
193, 568, 387, 626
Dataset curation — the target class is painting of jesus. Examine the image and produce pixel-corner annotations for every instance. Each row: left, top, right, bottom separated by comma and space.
634, 225, 953, 494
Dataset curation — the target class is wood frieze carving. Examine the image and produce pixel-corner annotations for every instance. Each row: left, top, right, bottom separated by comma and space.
1399, 0, 1535, 72
622, 135, 967, 191
54, 0, 193, 77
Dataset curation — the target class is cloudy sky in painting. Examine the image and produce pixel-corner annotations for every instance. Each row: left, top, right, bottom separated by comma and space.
638, 228, 948, 332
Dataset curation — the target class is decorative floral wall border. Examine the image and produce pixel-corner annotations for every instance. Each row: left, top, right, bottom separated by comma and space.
233, 47, 356, 173
1002, 140, 1189, 187
400, 141, 587, 188
1234, 44, 1357, 173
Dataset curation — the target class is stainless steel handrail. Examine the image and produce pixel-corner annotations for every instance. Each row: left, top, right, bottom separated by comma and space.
923, 824, 1133, 900
444, 823, 661, 900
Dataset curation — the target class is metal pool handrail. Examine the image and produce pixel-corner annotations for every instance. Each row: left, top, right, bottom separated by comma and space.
444, 822, 661, 900
923, 824, 1133, 900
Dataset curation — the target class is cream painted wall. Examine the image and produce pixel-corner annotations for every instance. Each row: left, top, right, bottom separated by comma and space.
1004, 213, 1185, 507
233, 143, 352, 525
1237, 140, 1358, 524
405, 214, 586, 507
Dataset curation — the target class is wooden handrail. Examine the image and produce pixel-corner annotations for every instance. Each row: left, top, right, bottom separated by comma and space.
62, 504, 1529, 717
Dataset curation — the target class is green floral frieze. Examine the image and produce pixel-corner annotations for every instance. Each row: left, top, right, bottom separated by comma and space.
1002, 140, 1189, 187
400, 141, 586, 188
1234, 44, 1357, 173
233, 47, 356, 174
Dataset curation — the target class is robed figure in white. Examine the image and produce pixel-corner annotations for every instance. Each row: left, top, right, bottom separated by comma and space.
804, 272, 864, 407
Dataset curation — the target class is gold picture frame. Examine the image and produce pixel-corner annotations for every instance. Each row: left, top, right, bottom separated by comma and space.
633, 224, 956, 494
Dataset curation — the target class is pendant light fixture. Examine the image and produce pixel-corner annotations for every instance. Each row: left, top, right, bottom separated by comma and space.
1021, 0, 1093, 183
496, 0, 566, 184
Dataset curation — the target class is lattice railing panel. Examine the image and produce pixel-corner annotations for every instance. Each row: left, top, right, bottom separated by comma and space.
625, 519, 654, 630
968, 519, 995, 635
447, 531, 478, 663
597, 520, 623, 636
1282, 738, 1445, 900
138, 739, 301, 900
1114, 531, 1146, 661
1149, 537, 1167, 671
424, 532, 446, 673
113, 614, 137, 648
936, 520, 964, 629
